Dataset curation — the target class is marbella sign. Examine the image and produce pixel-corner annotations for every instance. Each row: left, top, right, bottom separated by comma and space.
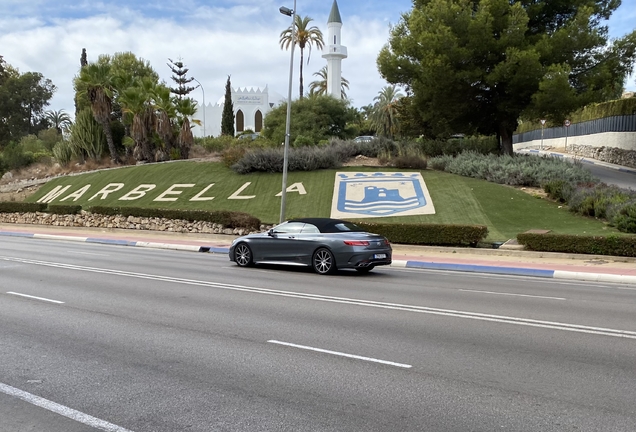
37, 182, 308, 204
36, 171, 436, 219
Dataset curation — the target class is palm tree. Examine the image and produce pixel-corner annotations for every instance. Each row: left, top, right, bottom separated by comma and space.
77, 63, 120, 163
118, 78, 156, 162
45, 109, 72, 134
371, 85, 404, 140
280, 15, 324, 99
153, 84, 177, 160
308, 66, 349, 99
175, 98, 201, 159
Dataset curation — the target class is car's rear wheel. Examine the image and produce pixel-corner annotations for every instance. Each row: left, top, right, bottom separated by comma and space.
312, 248, 336, 275
234, 243, 253, 267
355, 265, 375, 273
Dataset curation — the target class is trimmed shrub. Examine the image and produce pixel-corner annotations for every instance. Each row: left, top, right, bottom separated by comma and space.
389, 155, 428, 170
517, 232, 636, 257
46, 204, 82, 215
355, 221, 488, 246
0, 202, 47, 213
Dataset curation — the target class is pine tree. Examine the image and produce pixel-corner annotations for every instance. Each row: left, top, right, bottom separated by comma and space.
167, 58, 196, 100
221, 75, 235, 136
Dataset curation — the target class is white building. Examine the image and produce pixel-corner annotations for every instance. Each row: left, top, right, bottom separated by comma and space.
193, 86, 285, 138
193, 0, 346, 137
322, 0, 347, 99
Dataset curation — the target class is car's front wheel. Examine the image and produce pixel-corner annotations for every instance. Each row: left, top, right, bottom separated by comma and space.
234, 243, 253, 267
312, 248, 336, 275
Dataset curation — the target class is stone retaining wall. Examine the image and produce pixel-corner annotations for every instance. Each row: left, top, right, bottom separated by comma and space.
568, 145, 636, 168
0, 211, 264, 236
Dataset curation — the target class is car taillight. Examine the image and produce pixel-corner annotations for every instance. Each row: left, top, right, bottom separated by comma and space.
344, 240, 370, 246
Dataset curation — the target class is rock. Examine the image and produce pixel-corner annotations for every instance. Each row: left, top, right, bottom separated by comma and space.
1, 172, 13, 180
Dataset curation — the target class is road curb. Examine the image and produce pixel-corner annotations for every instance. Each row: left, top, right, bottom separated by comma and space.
3, 231, 635, 284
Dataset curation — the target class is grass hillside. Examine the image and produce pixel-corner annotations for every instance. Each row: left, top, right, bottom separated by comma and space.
26, 161, 618, 241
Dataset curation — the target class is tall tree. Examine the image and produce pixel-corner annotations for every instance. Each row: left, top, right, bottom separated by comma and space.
308, 66, 349, 98
370, 85, 404, 139
221, 75, 235, 136
261, 95, 355, 145
377, 0, 636, 155
0, 59, 56, 147
175, 98, 200, 159
280, 15, 324, 98
77, 62, 120, 163
168, 58, 196, 100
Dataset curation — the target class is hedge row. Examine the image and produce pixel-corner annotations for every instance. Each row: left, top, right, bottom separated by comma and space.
355, 221, 488, 246
517, 232, 636, 257
0, 202, 261, 231
0, 202, 47, 213
87, 206, 261, 230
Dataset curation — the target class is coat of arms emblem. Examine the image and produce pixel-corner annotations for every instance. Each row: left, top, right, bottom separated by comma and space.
330, 172, 435, 218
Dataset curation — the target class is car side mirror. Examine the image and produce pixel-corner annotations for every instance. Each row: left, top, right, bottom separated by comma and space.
268, 229, 274, 237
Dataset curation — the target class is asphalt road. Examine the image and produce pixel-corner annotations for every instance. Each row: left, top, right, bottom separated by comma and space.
1, 237, 636, 432
582, 161, 636, 190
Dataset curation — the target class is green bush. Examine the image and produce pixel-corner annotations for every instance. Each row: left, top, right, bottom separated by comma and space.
568, 183, 633, 219
197, 135, 237, 153
542, 179, 574, 203
1, 142, 35, 171
428, 151, 596, 187
389, 155, 428, 170
607, 200, 636, 233
355, 221, 488, 246
517, 232, 636, 257
222, 145, 248, 168
293, 135, 314, 147
52, 141, 74, 166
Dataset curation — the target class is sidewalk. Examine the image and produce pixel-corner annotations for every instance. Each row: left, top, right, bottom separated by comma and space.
2, 223, 635, 284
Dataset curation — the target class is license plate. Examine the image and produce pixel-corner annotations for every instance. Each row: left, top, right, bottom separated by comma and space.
374, 253, 387, 259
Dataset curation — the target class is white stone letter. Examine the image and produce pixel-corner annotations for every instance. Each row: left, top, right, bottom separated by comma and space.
60, 185, 91, 202
276, 182, 307, 196
228, 182, 256, 200
88, 183, 125, 201
119, 184, 157, 201
37, 185, 71, 203
154, 184, 195, 202
190, 184, 215, 201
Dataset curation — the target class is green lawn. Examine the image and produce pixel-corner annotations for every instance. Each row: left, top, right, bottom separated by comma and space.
27, 161, 620, 241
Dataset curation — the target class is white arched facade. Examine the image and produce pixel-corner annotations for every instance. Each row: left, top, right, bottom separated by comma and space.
193, 86, 285, 138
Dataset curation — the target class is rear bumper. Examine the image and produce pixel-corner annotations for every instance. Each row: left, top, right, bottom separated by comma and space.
340, 251, 392, 268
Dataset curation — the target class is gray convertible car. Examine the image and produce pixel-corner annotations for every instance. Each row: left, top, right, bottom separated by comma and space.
229, 218, 392, 274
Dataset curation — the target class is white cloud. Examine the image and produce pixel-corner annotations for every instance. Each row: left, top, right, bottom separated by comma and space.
1, 0, 633, 124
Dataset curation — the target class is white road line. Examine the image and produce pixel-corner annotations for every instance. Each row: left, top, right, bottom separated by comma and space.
0, 382, 134, 432
2, 256, 636, 339
268, 340, 412, 369
65, 250, 110, 256
7, 292, 64, 304
459, 289, 566, 300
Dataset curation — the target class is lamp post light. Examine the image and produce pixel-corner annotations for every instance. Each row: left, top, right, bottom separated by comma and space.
279, 0, 296, 224
192, 77, 206, 137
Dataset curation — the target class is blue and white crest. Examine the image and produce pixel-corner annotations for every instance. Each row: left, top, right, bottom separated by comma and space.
331, 172, 435, 218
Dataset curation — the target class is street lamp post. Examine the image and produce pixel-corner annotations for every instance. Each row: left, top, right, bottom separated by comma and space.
279, 0, 296, 224
193, 77, 206, 137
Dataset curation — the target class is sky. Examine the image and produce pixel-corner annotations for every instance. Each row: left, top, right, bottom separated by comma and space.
1, 0, 635, 122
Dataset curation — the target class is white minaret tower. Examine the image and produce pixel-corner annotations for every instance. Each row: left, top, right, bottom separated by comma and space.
322, 0, 347, 99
